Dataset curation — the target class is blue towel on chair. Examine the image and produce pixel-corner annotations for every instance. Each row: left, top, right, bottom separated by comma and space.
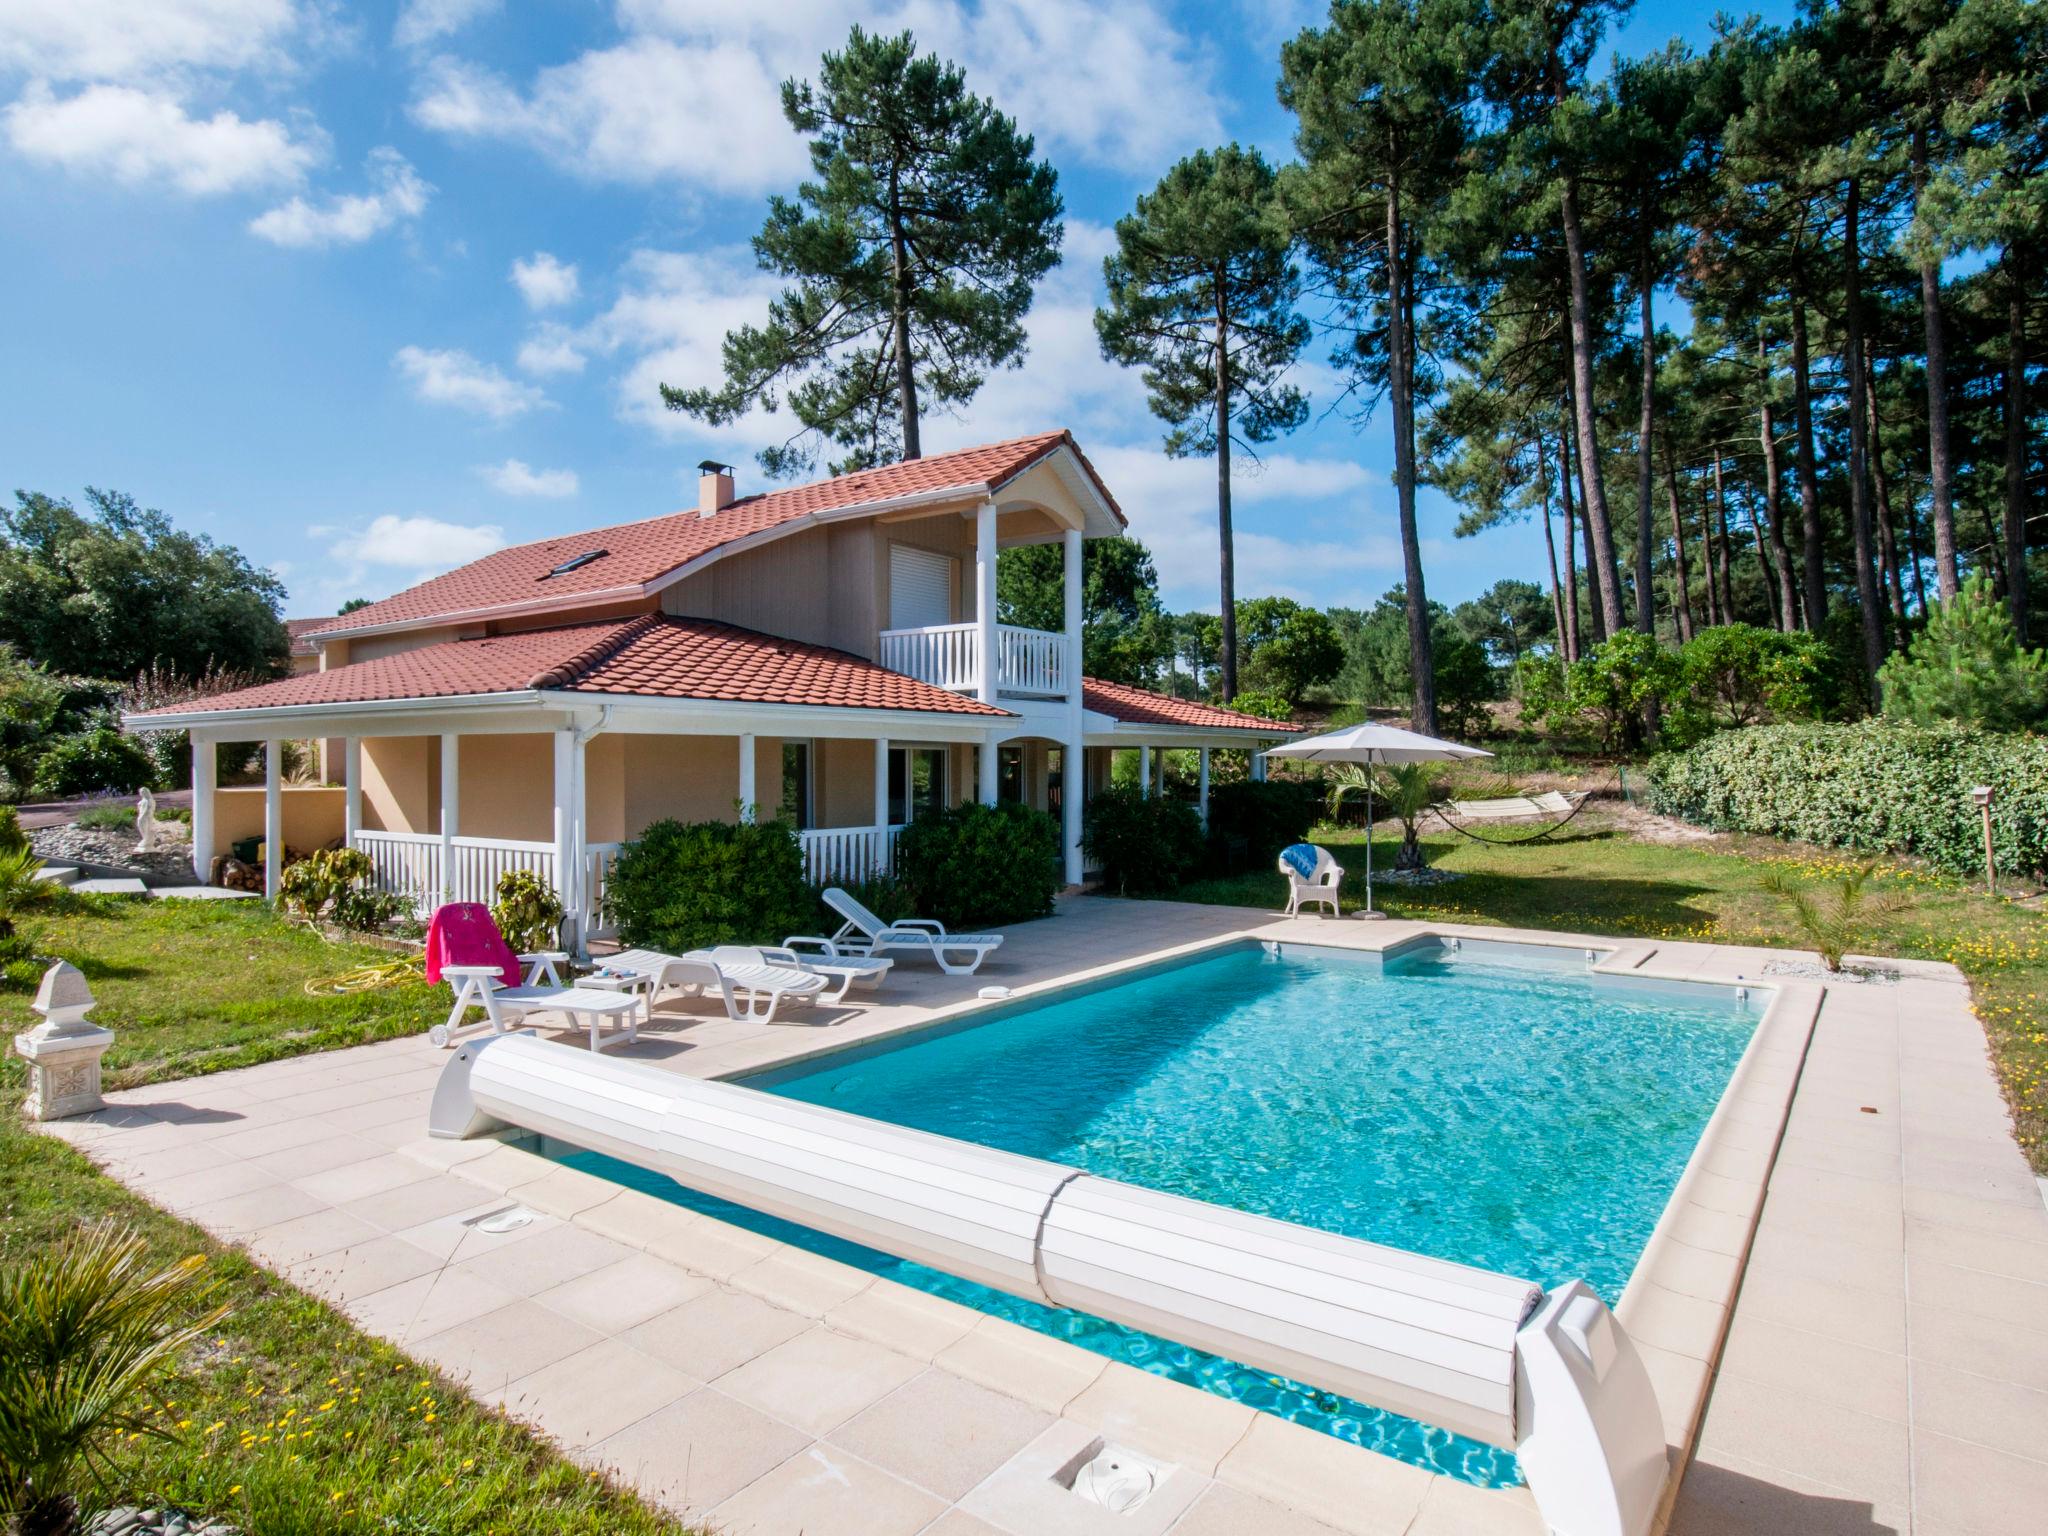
1280, 843, 1320, 879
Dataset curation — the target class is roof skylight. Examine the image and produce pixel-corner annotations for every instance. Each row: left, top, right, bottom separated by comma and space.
540, 550, 606, 579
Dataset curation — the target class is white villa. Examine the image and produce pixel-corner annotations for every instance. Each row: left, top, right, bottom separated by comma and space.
129, 432, 1296, 940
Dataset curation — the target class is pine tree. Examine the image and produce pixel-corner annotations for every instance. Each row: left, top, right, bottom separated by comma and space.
663, 28, 1063, 476
1096, 146, 1309, 702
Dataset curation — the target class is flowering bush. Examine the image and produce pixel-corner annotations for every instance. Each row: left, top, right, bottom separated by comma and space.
1646, 720, 2048, 878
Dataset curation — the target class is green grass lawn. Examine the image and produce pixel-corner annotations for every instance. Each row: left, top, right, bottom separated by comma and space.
1175, 810, 2048, 1172
1, 897, 692, 1533
3, 897, 441, 1091
0, 1117, 690, 1535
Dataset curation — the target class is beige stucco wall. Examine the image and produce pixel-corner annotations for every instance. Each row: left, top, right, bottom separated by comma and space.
618, 734, 784, 838
360, 736, 433, 834
456, 732, 553, 843
812, 738, 879, 828
215, 786, 345, 854
662, 523, 882, 657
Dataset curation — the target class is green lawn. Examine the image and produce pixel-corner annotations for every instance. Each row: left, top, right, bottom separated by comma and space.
1175, 810, 2048, 1172
1, 896, 692, 1533
0, 1117, 690, 1535
3, 897, 441, 1091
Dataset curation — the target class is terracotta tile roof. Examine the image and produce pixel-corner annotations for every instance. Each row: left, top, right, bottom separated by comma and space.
129, 616, 1012, 719
306, 431, 1115, 639
1083, 677, 1302, 732
284, 617, 324, 656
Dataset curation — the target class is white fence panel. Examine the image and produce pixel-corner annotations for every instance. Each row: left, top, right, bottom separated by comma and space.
798, 825, 899, 886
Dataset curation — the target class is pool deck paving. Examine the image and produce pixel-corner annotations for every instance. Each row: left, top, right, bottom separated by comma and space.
33, 895, 2047, 1536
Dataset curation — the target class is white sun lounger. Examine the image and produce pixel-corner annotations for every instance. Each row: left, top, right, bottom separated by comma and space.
592, 947, 827, 1025
434, 952, 641, 1053
818, 887, 1003, 976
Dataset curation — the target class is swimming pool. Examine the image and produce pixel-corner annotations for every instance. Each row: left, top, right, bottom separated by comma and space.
536, 936, 1763, 1485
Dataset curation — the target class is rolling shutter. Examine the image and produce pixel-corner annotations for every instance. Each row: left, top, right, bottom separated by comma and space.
889, 544, 956, 630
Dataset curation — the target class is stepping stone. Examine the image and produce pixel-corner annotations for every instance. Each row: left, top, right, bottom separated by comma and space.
70, 877, 149, 896
33, 865, 78, 884
153, 886, 257, 901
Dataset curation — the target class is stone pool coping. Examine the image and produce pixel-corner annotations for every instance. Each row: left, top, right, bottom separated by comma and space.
33, 897, 2031, 1535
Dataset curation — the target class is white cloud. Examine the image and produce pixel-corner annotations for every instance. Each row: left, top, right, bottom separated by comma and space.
408, 41, 805, 195
393, 0, 499, 51
2, 80, 313, 194
510, 250, 578, 309
407, 0, 1219, 190
479, 458, 578, 497
346, 514, 506, 567
516, 324, 586, 376
393, 344, 545, 419
249, 146, 429, 247
0, 0, 307, 82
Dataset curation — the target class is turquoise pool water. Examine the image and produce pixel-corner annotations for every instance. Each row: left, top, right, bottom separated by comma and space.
537, 938, 1761, 1486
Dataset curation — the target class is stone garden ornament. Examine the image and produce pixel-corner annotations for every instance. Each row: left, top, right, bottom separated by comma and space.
14, 959, 114, 1120
136, 785, 157, 852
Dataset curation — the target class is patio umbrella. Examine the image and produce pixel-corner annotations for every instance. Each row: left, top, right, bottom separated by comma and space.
1261, 723, 1493, 917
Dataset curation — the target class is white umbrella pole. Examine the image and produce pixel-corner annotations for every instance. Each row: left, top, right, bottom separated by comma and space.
1364, 767, 1375, 915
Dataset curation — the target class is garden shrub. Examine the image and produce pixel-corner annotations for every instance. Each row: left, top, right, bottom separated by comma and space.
892, 800, 1060, 929
608, 816, 816, 952
75, 801, 136, 831
1205, 778, 1321, 867
0, 805, 25, 856
1081, 784, 1205, 894
492, 868, 565, 952
276, 847, 408, 932
1519, 627, 1832, 750
1646, 720, 2048, 879
1879, 575, 2048, 732
31, 723, 157, 797
1224, 688, 1296, 723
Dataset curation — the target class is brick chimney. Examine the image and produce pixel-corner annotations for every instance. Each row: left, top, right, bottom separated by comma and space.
697, 459, 735, 518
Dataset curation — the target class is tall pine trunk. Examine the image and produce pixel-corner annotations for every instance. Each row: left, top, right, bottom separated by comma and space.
1842, 179, 1886, 705
1748, 498, 1781, 630
1386, 167, 1437, 733
888, 167, 921, 460
1634, 267, 1657, 634
1757, 334, 1800, 630
2005, 263, 2030, 642
1913, 127, 1959, 599
1565, 368, 1607, 646
1664, 437, 1696, 642
1214, 290, 1238, 700
1791, 298, 1828, 628
1699, 472, 1723, 628
1559, 424, 1581, 662
1541, 462, 1568, 659
1712, 455, 1735, 624
1866, 364, 1907, 630
1561, 178, 1624, 636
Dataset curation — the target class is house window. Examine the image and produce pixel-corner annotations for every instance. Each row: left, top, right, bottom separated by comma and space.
1048, 746, 1064, 820
998, 745, 1025, 805
781, 741, 811, 829
888, 747, 946, 825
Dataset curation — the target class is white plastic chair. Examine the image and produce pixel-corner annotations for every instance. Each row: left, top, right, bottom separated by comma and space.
435, 952, 642, 1052
817, 888, 1004, 976
1278, 845, 1344, 918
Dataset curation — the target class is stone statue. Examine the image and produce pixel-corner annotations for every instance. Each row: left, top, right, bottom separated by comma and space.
136, 785, 157, 852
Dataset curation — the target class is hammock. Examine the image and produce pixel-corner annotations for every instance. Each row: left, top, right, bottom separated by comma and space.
1429, 789, 1593, 845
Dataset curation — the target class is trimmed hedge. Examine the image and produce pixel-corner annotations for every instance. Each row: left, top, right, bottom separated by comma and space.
1645, 720, 2048, 878
1082, 785, 1206, 894
1205, 778, 1321, 868
892, 800, 1060, 929
608, 817, 816, 952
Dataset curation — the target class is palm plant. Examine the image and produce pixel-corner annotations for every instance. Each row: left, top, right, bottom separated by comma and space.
1758, 860, 1892, 973
0, 1226, 225, 1536
1326, 763, 1441, 871
0, 845, 65, 943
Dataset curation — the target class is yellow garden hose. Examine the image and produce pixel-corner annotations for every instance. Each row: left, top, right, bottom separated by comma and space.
303, 954, 424, 996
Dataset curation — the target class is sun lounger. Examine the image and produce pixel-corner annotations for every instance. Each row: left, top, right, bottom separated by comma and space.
427, 901, 638, 1051
590, 946, 828, 1024
816, 888, 1004, 976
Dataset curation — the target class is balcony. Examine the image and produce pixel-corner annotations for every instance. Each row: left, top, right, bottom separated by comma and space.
879, 623, 1069, 699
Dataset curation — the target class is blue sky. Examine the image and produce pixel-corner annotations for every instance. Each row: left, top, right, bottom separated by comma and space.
0, 1, 1795, 623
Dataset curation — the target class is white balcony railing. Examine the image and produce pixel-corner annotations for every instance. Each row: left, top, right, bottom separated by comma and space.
352, 830, 620, 925
879, 623, 1067, 698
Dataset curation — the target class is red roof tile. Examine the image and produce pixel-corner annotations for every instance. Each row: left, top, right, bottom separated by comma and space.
130, 616, 1012, 719
1083, 677, 1302, 732
284, 617, 324, 656
306, 432, 1115, 639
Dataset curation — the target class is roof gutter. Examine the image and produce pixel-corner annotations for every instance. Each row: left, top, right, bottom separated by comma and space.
121, 690, 544, 731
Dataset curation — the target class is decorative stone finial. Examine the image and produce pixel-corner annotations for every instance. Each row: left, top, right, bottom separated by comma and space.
16, 960, 113, 1120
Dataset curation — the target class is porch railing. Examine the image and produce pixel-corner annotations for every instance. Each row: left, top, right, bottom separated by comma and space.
878, 623, 1066, 698
797, 824, 903, 886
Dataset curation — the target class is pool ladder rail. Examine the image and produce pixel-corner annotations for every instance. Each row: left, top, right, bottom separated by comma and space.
432, 1033, 1670, 1536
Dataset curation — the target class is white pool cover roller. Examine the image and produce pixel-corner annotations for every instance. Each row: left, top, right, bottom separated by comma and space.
432, 1034, 1668, 1536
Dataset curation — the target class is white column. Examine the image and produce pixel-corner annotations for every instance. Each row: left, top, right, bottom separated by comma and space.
1139, 745, 1153, 799
190, 738, 216, 883
873, 736, 891, 877
343, 738, 362, 846
737, 732, 757, 823
978, 733, 999, 805
1062, 525, 1085, 885
439, 732, 459, 903
1199, 746, 1212, 830
262, 740, 282, 900
553, 727, 580, 946
1250, 747, 1268, 782
975, 497, 999, 705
